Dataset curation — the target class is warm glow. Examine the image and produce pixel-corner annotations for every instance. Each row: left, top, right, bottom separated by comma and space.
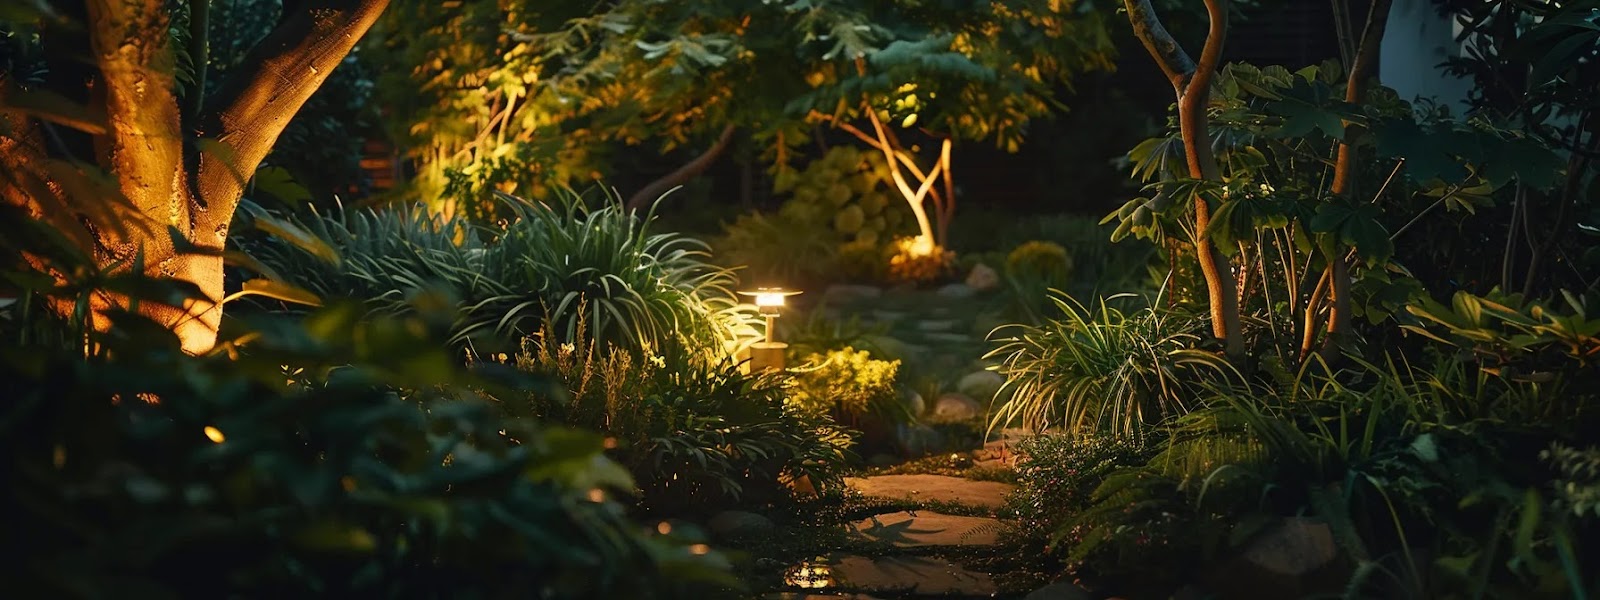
689, 543, 711, 555
784, 561, 835, 588
900, 235, 936, 257
203, 426, 225, 444
738, 287, 801, 311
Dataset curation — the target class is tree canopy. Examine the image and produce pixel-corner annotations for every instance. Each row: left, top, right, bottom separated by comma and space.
374, 0, 1116, 216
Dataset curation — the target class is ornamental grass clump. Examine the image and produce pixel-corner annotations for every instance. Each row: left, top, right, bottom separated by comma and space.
987, 293, 1236, 437
247, 190, 759, 356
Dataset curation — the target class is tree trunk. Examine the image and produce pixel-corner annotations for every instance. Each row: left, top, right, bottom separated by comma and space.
626, 124, 737, 212
1124, 0, 1244, 358
1319, 0, 1392, 361
6, 0, 391, 354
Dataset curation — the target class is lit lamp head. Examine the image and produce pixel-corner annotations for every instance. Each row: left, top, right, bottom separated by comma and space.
739, 287, 801, 316
738, 287, 801, 352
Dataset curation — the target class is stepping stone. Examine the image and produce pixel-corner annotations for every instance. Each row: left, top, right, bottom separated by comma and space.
827, 554, 996, 596
845, 474, 1015, 509
849, 511, 1003, 547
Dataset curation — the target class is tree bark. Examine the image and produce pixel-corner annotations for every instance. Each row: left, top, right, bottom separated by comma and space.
1124, 0, 1244, 358
11, 0, 391, 354
626, 124, 737, 212
1320, 0, 1392, 361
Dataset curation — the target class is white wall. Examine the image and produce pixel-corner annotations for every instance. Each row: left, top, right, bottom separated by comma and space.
1381, 0, 1473, 115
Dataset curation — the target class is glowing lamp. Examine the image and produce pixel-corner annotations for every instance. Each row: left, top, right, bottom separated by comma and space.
738, 287, 802, 372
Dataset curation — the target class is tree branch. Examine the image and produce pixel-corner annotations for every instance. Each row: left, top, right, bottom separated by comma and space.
195, 0, 390, 242
625, 124, 737, 211
1121, 0, 1197, 92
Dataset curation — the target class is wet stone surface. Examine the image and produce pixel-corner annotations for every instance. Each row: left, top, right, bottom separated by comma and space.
848, 510, 1004, 547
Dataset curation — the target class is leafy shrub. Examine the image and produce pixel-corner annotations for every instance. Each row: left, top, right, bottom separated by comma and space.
1009, 434, 1154, 539
713, 211, 838, 286
1, 294, 731, 598
987, 293, 1235, 436
505, 322, 854, 513
834, 238, 890, 283
247, 191, 758, 355
787, 347, 905, 429
773, 146, 908, 247
1005, 240, 1074, 286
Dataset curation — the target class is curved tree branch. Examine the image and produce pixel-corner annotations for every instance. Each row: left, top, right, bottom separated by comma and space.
1121, 0, 1197, 93
625, 123, 737, 211
196, 0, 390, 243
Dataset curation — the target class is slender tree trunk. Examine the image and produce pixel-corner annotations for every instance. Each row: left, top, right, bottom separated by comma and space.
626, 124, 737, 211
1319, 0, 1392, 361
1123, 0, 1244, 358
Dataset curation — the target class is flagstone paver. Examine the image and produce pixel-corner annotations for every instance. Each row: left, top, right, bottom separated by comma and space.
826, 554, 998, 596
848, 510, 1003, 547
845, 474, 1015, 509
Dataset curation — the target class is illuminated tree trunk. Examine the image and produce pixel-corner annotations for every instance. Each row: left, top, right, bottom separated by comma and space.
3, 0, 389, 354
1309, 0, 1392, 362
1122, 0, 1244, 358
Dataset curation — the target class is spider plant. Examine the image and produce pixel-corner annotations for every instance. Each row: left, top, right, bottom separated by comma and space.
986, 292, 1238, 437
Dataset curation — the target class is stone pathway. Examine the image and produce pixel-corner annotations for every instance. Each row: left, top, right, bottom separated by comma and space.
772, 472, 1017, 598
843, 474, 1014, 510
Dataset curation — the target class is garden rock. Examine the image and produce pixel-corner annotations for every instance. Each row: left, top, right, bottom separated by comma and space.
932, 392, 980, 421
1209, 517, 1342, 600
956, 370, 1006, 402
848, 511, 1003, 547
893, 423, 945, 456
1024, 581, 1095, 600
709, 510, 775, 538
901, 389, 925, 417
935, 283, 977, 299
915, 319, 958, 332
966, 263, 1000, 291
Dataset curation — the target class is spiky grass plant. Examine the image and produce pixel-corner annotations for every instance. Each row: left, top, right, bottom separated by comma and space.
986, 292, 1237, 437
247, 191, 759, 356
475, 191, 758, 354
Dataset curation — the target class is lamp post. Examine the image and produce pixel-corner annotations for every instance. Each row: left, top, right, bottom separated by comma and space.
738, 287, 801, 372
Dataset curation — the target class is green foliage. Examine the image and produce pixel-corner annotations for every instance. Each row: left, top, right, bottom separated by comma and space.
987, 294, 1236, 437
788, 347, 905, 429
1008, 434, 1154, 542
507, 323, 854, 512
1, 290, 733, 598
247, 191, 758, 355
1005, 240, 1074, 287
834, 239, 891, 283
371, 0, 1115, 215
1405, 289, 1599, 373
713, 211, 839, 287
1545, 443, 1600, 519
775, 146, 907, 246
